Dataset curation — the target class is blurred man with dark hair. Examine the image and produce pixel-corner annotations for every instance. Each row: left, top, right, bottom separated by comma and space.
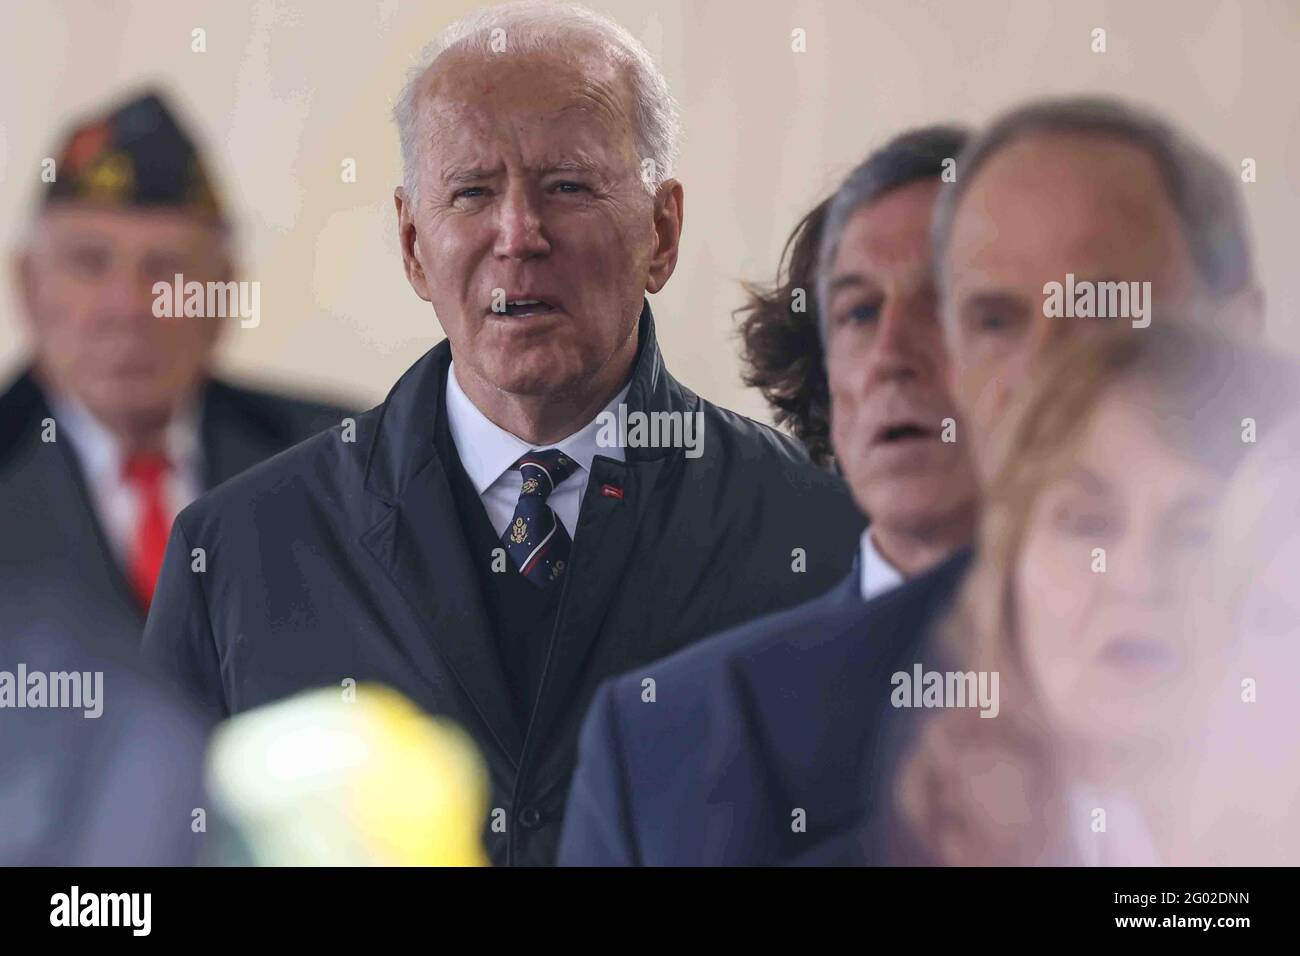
1, 90, 354, 652
561, 124, 980, 863
816, 126, 979, 592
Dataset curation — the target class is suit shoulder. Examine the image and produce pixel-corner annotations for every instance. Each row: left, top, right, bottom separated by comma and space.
696, 397, 853, 497
736, 548, 975, 694
0, 369, 47, 463
699, 397, 811, 463
627, 549, 972, 705
610, 575, 861, 706
207, 377, 364, 443
176, 405, 380, 532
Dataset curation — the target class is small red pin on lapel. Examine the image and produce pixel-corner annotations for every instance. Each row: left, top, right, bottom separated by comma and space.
601, 483, 624, 500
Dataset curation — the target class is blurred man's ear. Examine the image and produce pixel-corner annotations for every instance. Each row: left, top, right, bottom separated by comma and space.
394, 187, 432, 302
645, 179, 684, 295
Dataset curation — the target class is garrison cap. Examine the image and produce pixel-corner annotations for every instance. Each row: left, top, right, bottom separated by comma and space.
44, 89, 225, 224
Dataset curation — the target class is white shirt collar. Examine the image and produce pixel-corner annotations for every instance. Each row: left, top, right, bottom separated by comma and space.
860, 528, 905, 602
47, 389, 204, 483
445, 360, 629, 493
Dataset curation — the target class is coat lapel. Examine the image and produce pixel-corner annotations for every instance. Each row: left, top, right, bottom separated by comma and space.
0, 371, 144, 624
357, 344, 524, 764
362, 459, 524, 765
199, 381, 298, 488
528, 451, 666, 743
527, 304, 685, 744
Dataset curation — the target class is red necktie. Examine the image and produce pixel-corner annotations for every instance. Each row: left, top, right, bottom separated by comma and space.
123, 451, 173, 612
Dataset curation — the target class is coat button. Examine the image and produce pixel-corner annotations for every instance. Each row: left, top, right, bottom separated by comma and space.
518, 806, 543, 829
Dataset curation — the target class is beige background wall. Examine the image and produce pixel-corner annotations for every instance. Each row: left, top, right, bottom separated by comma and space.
2, 0, 1297, 421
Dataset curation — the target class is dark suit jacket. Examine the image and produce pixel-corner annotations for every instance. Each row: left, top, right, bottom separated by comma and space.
558, 548, 972, 865
141, 301, 864, 865
0, 369, 353, 653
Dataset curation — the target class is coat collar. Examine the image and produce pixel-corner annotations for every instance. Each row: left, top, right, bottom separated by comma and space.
361, 298, 685, 504
444, 359, 631, 496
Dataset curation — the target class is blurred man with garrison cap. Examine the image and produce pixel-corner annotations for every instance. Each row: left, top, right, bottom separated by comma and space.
1, 89, 355, 652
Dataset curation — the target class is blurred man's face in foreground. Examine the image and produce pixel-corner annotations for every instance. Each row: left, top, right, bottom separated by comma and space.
824, 179, 977, 547
17, 205, 227, 437
942, 132, 1204, 466
1015, 385, 1224, 757
395, 46, 682, 409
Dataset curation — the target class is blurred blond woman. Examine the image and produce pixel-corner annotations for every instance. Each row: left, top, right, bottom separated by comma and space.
894, 322, 1297, 866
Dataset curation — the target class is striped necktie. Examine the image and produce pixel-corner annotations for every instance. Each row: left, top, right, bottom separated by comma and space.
501, 449, 578, 587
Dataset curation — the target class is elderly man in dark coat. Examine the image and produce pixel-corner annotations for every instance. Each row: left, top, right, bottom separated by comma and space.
143, 3, 861, 866
2, 90, 353, 656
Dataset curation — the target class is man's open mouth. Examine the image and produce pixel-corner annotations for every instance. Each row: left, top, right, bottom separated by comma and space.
873, 422, 934, 445
498, 298, 558, 317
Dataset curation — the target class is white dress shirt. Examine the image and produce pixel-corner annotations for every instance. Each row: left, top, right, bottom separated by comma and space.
445, 361, 631, 541
48, 392, 204, 563
859, 528, 905, 602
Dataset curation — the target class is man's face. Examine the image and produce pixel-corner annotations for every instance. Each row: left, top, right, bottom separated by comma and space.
17, 205, 227, 434
396, 47, 681, 400
942, 133, 1203, 466
825, 179, 978, 533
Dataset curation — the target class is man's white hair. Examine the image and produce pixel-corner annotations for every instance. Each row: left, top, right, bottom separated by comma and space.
392, 0, 680, 202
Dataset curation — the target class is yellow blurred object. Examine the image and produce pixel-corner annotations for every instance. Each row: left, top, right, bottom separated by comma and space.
206, 684, 489, 866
